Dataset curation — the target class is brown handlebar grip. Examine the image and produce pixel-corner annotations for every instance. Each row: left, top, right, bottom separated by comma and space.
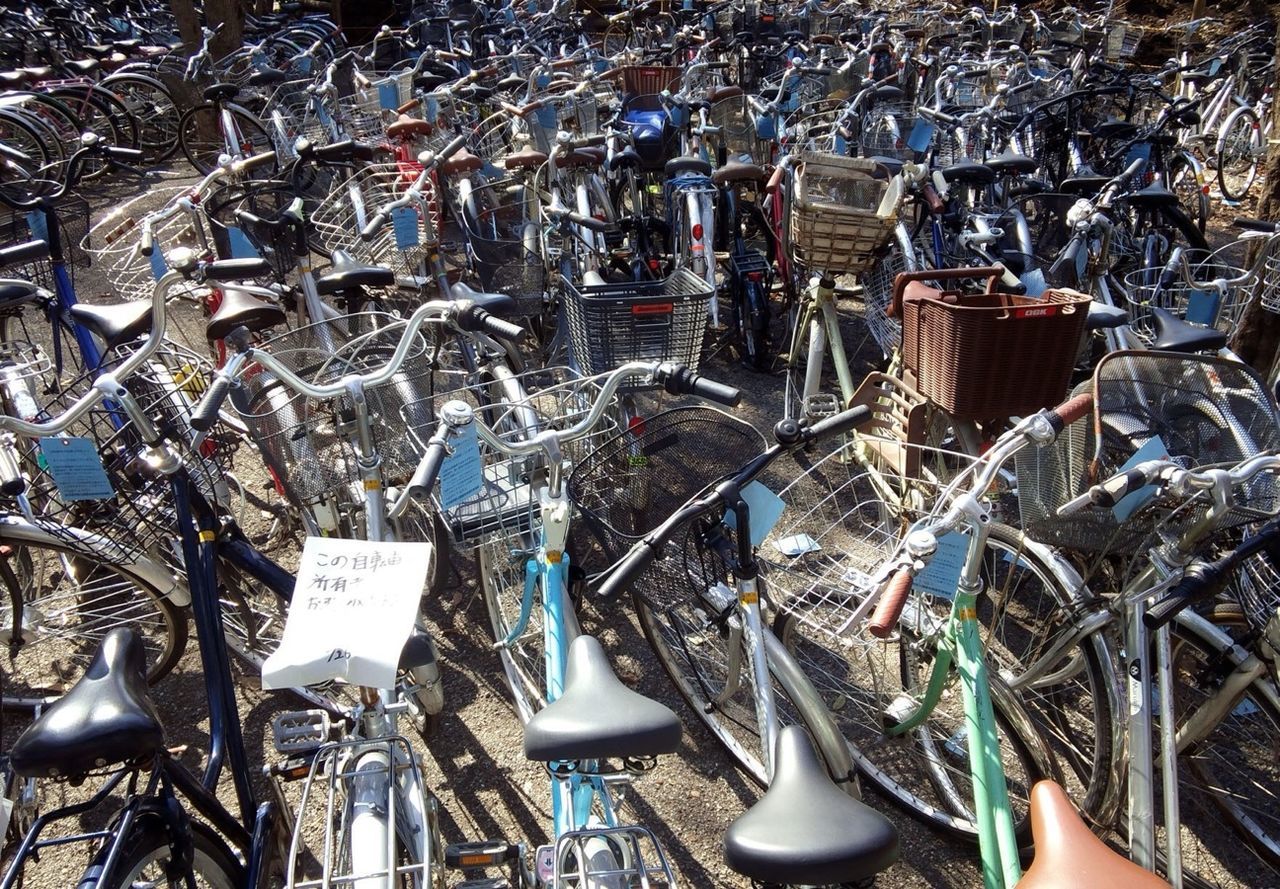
1052, 393, 1094, 428
396, 97, 421, 115
888, 266, 1005, 319
869, 568, 915, 639
766, 163, 786, 194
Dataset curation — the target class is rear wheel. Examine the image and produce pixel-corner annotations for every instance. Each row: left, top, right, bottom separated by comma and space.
102, 73, 181, 164
179, 103, 273, 174
98, 814, 243, 889
1217, 107, 1263, 204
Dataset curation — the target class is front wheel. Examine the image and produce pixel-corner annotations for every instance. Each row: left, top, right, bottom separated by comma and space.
1217, 107, 1263, 204
734, 277, 772, 370
93, 813, 243, 889
178, 103, 273, 175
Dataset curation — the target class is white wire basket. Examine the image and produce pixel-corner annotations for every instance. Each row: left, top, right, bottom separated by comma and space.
82, 186, 212, 302
1121, 245, 1250, 345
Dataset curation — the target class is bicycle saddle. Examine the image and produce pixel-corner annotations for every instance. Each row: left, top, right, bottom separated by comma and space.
1148, 305, 1228, 353
0, 279, 44, 307
413, 73, 449, 92
712, 159, 768, 186
0, 71, 27, 88
985, 151, 1039, 177
451, 280, 518, 317
386, 115, 434, 139
247, 67, 291, 87
553, 148, 605, 170
18, 66, 53, 81
606, 146, 643, 173
1017, 781, 1171, 888
502, 146, 549, 171
941, 160, 997, 186
316, 250, 395, 295
1122, 183, 1180, 210
1059, 174, 1110, 196
69, 300, 154, 348
440, 147, 484, 176
706, 84, 744, 103
64, 59, 101, 76
1086, 301, 1129, 330
523, 635, 682, 762
723, 726, 899, 885
10, 628, 164, 779
205, 287, 288, 341
1093, 120, 1139, 142
665, 156, 713, 178
203, 82, 241, 103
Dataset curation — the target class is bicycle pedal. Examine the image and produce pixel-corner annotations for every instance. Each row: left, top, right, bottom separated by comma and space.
271, 709, 333, 755
454, 880, 511, 888
445, 840, 520, 870
803, 392, 840, 420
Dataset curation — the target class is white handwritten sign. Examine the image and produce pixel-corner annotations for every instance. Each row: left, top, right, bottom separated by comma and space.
262, 537, 433, 691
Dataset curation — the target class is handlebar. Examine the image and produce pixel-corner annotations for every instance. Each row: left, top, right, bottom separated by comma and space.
360, 134, 469, 239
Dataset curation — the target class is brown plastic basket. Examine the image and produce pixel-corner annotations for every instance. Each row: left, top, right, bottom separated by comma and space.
788, 153, 895, 275
890, 267, 1091, 421
613, 65, 683, 96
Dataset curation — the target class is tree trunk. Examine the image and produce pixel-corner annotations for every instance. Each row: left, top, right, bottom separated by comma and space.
1228, 11, 1280, 383
205, 0, 247, 61
170, 0, 202, 50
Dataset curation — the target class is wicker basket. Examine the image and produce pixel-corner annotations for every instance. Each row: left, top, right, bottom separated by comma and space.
891, 267, 1091, 421
788, 153, 897, 276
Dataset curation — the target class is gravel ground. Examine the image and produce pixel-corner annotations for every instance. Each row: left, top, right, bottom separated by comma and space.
1, 161, 1271, 889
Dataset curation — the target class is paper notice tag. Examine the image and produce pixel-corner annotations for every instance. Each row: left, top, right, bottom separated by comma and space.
723, 481, 786, 548
226, 226, 261, 260
907, 120, 935, 154
0, 797, 10, 843
913, 531, 970, 600
439, 421, 483, 509
1020, 268, 1048, 298
262, 537, 432, 690
377, 80, 399, 110
774, 532, 821, 557
1113, 436, 1170, 521
39, 437, 113, 501
149, 248, 168, 281
1184, 290, 1220, 326
24, 211, 48, 243
390, 207, 419, 249
296, 55, 312, 75
423, 96, 440, 124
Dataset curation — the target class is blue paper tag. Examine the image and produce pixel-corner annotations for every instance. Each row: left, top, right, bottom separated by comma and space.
723, 481, 786, 548
39, 436, 113, 501
1020, 268, 1048, 298
834, 133, 849, 156
226, 226, 261, 260
754, 114, 776, 141
25, 211, 48, 243
296, 55, 312, 75
377, 81, 399, 111
390, 207, 419, 249
1184, 289, 1220, 326
439, 422, 483, 508
913, 531, 970, 600
1208, 58, 1223, 77
1124, 141, 1151, 171
536, 72, 551, 89
423, 96, 439, 124
149, 249, 168, 281
1113, 435, 1170, 522
316, 102, 333, 129
907, 120, 935, 154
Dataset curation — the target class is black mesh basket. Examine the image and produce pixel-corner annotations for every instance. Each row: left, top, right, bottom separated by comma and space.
461, 178, 546, 316
1016, 351, 1280, 555
0, 195, 91, 288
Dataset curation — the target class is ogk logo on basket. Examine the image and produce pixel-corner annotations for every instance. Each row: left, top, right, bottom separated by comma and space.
1012, 306, 1059, 318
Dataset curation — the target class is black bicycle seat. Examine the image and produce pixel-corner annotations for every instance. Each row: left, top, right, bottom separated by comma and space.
941, 160, 997, 186
316, 250, 395, 295
523, 635, 682, 762
203, 82, 240, 103
1086, 301, 1129, 330
712, 159, 768, 186
1123, 183, 1180, 210
724, 725, 899, 885
69, 300, 154, 348
451, 280, 518, 317
10, 628, 164, 779
665, 156, 713, 178
0, 278, 43, 306
1059, 174, 1110, 196
1149, 305, 1228, 353
398, 626, 438, 670
985, 151, 1039, 177
247, 67, 290, 87
205, 287, 287, 341
64, 59, 101, 76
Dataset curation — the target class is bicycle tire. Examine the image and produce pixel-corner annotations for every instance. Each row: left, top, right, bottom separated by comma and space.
46, 86, 128, 179
0, 107, 58, 178
0, 525, 187, 708
101, 73, 181, 164
178, 103, 273, 175
91, 812, 243, 889
1216, 106, 1263, 204
1168, 152, 1208, 235
479, 529, 545, 723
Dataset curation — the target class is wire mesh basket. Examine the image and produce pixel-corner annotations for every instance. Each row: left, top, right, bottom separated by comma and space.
461, 178, 546, 316
861, 243, 910, 357
1104, 24, 1143, 60
788, 152, 897, 276
1016, 351, 1280, 555
858, 104, 919, 161
569, 406, 765, 577
561, 268, 714, 378
15, 344, 236, 563
710, 94, 772, 165
946, 72, 992, 110
0, 195, 91, 289
237, 314, 439, 508
1254, 232, 1280, 313
83, 187, 212, 302
401, 365, 616, 545
1120, 248, 1248, 346
1229, 539, 1280, 633
613, 65, 682, 98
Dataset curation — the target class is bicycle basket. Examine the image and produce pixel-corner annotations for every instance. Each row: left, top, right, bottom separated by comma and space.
0, 194, 90, 289
460, 178, 546, 315
1121, 245, 1248, 346
237, 314, 439, 508
568, 406, 765, 565
1016, 350, 1280, 554
789, 153, 897, 276
84, 186, 211, 302
560, 268, 714, 377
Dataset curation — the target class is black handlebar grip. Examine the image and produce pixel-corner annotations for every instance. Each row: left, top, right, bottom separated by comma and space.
479, 311, 525, 342
595, 543, 657, 601
204, 258, 273, 281
235, 208, 268, 228
1090, 466, 1156, 508
1144, 560, 1226, 629
190, 375, 233, 432
360, 210, 389, 241
437, 132, 469, 162
807, 405, 874, 442
1233, 217, 1280, 233
105, 145, 145, 161
658, 364, 741, 406
0, 239, 49, 270
566, 211, 612, 232
404, 440, 449, 501
1049, 235, 1085, 280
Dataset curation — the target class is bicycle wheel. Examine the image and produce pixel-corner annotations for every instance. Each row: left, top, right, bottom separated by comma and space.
102, 73, 181, 163
93, 813, 243, 889
1217, 106, 1263, 204
0, 107, 57, 177
1166, 614, 1280, 887
479, 530, 545, 723
179, 103, 273, 175
1168, 152, 1208, 235
633, 520, 857, 787
0, 529, 187, 707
